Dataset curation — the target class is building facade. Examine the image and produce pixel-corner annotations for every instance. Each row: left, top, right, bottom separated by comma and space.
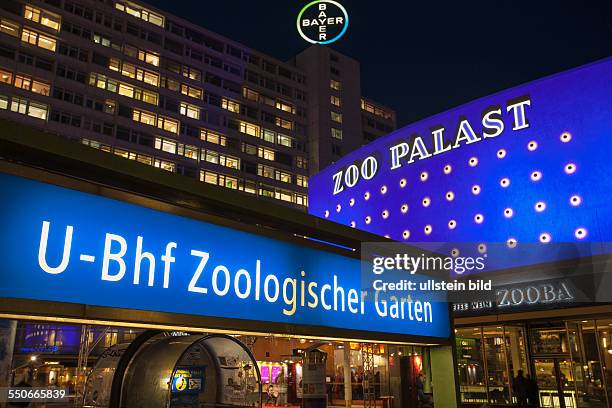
0, 121, 456, 407
307, 58, 612, 407
0, 0, 395, 211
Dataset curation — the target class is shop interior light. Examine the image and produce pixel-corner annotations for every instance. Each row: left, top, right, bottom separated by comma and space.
451, 248, 460, 257
468, 157, 478, 167
365, 216, 372, 224
349, 198, 355, 207
399, 178, 407, 188
474, 214, 484, 224
400, 204, 409, 213
500, 178, 510, 188
420, 171, 428, 181
364, 191, 370, 200
336, 204, 341, 213
381, 210, 389, 219
446, 191, 455, 201
443, 164, 452, 174
324, 210, 329, 218
448, 220, 457, 229
472, 185, 481, 195
422, 197, 431, 207
402, 230, 410, 240
478, 244, 487, 254
424, 225, 432, 235
350, 221, 356, 228
531, 171, 542, 181
380, 185, 388, 194
507, 237, 518, 248
497, 149, 507, 159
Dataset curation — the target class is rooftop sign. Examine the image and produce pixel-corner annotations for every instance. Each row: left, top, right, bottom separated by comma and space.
297, 0, 348, 45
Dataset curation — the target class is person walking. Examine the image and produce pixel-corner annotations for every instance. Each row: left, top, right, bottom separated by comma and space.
526, 374, 540, 407
513, 370, 528, 407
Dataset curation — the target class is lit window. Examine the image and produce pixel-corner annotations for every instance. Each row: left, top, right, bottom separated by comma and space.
330, 95, 341, 107
0, 69, 12, 84
297, 175, 308, 187
331, 128, 343, 140
242, 87, 259, 101
277, 133, 293, 147
239, 121, 260, 137
258, 147, 275, 161
118, 83, 134, 98
180, 84, 202, 99
157, 116, 179, 134
180, 102, 200, 120
181, 65, 201, 81
331, 111, 343, 123
276, 171, 292, 184
155, 137, 177, 154
14, 74, 31, 91
258, 164, 274, 179
330, 79, 341, 91
24, 5, 61, 31
275, 100, 295, 114
0, 18, 20, 37
132, 108, 156, 126
15, 73, 50, 96
115, 1, 164, 27
138, 49, 159, 67
201, 128, 227, 146
275, 117, 293, 130
154, 159, 175, 172
10, 96, 48, 120
221, 98, 240, 113
0, 94, 8, 110
262, 129, 276, 143
21, 28, 56, 51
179, 144, 198, 160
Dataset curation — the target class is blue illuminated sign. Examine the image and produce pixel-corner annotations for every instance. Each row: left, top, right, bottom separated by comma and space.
309, 58, 612, 258
0, 173, 450, 339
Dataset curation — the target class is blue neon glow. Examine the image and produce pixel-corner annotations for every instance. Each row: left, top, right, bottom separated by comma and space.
308, 58, 612, 268
0, 173, 450, 339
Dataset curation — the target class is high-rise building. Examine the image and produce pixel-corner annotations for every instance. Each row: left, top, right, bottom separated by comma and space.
0, 0, 395, 210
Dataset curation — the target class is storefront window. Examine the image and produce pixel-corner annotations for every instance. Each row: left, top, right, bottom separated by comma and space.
483, 327, 511, 404
456, 327, 486, 403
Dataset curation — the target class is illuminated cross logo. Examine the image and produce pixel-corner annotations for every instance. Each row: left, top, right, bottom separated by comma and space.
297, 0, 349, 45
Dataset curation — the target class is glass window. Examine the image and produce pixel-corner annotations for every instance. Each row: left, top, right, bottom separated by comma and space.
14, 74, 31, 90
330, 79, 341, 91
331, 128, 343, 140
275, 117, 293, 130
242, 87, 259, 101
137, 49, 159, 67
239, 121, 260, 137
118, 83, 134, 98
31, 80, 50, 96
201, 129, 226, 146
258, 147, 275, 161
154, 159, 175, 172
0, 18, 20, 37
10, 97, 28, 115
155, 137, 177, 154
276, 171, 292, 184
262, 129, 275, 144
181, 84, 202, 100
456, 327, 487, 404
331, 111, 343, 123
275, 100, 294, 114
297, 175, 308, 187
331, 95, 341, 107
180, 102, 200, 120
157, 116, 179, 134
221, 98, 240, 113
258, 165, 274, 179
277, 134, 292, 147
133, 109, 156, 126
0, 94, 8, 110
24, 5, 61, 31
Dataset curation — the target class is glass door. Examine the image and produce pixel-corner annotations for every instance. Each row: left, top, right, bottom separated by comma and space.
533, 358, 576, 408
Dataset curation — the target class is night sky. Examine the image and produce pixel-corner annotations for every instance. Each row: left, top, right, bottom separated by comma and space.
145, 0, 612, 127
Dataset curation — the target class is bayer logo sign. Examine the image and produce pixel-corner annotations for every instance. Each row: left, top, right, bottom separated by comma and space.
297, 0, 349, 45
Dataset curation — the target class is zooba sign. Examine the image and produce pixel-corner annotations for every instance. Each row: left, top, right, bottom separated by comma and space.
297, 0, 348, 44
